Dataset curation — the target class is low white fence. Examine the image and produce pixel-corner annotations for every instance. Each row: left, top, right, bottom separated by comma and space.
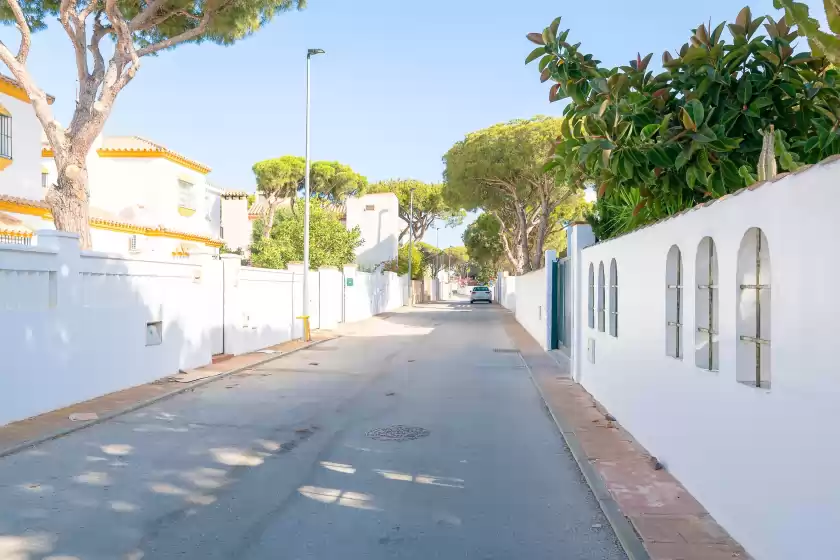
0, 233, 409, 426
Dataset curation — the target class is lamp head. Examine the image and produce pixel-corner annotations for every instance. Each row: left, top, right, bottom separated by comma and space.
308, 48, 326, 56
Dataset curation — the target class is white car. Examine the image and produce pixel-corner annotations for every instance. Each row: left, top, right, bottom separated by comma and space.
470, 286, 492, 304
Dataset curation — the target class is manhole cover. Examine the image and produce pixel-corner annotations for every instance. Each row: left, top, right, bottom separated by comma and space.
493, 348, 519, 353
366, 425, 430, 442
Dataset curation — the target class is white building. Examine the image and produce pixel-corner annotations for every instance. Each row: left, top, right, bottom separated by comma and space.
0, 74, 250, 255
345, 192, 399, 269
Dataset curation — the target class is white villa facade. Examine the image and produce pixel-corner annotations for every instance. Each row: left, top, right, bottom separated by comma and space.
0, 75, 250, 255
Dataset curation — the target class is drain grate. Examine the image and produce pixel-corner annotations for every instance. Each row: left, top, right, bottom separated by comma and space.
493, 348, 520, 353
306, 346, 337, 351
366, 425, 430, 442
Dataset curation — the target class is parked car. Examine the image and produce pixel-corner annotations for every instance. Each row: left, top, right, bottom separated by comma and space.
470, 286, 492, 304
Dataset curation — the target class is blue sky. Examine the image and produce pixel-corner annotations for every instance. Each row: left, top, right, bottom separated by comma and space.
9, 0, 793, 247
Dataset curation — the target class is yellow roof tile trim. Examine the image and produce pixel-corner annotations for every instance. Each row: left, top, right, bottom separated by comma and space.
41, 147, 211, 175
0, 195, 223, 248
0, 75, 55, 105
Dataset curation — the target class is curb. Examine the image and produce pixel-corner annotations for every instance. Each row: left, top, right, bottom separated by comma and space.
517, 353, 650, 560
0, 337, 336, 460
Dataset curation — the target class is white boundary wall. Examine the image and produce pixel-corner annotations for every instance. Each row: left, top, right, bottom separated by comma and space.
574, 158, 840, 560
513, 267, 549, 349
496, 273, 517, 311
0, 236, 409, 426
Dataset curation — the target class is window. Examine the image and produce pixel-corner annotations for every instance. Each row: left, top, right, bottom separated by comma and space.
128, 235, 138, 253
364, 204, 375, 211
737, 228, 771, 388
609, 259, 618, 337
597, 262, 605, 332
666, 245, 683, 359
695, 237, 719, 371
587, 264, 595, 329
0, 107, 11, 160
41, 168, 48, 190
205, 193, 213, 222
178, 179, 195, 210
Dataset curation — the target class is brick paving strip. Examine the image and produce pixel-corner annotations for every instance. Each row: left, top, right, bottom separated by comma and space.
0, 332, 337, 459
502, 312, 751, 560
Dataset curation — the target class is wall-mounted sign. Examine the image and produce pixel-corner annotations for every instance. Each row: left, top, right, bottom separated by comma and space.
346, 278, 354, 287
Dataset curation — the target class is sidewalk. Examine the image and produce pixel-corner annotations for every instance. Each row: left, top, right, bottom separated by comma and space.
0, 332, 336, 458
503, 311, 750, 560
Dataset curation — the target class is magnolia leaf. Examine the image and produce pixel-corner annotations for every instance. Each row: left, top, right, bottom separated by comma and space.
675, 150, 690, 170
737, 77, 752, 104
598, 98, 610, 117
749, 96, 774, 112
691, 125, 718, 143
549, 16, 562, 40
538, 54, 553, 71
685, 99, 705, 128
641, 123, 660, 139
680, 107, 697, 131
736, 6, 751, 29
540, 68, 551, 82
526, 47, 546, 65
542, 28, 553, 45
738, 164, 757, 185
527, 32, 545, 45
549, 83, 562, 102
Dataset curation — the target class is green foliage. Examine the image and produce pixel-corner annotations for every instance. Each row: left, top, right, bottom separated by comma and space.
443, 116, 579, 273
775, 0, 840, 64
381, 243, 426, 280
250, 200, 362, 270
0, 0, 307, 49
368, 179, 464, 242
310, 161, 368, 203
443, 246, 470, 276
443, 117, 567, 213
529, 8, 840, 239
253, 157, 366, 204
252, 156, 305, 202
463, 213, 505, 271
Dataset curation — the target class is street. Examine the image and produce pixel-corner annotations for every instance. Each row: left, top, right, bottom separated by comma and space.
0, 300, 626, 560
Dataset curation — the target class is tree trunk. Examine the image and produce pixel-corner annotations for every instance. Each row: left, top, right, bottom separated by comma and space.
263, 201, 277, 239
47, 162, 92, 249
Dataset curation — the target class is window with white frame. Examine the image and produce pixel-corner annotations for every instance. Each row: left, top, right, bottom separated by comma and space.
597, 262, 605, 332
609, 259, 618, 337
588, 263, 595, 328
737, 227, 771, 388
178, 179, 195, 210
665, 245, 683, 359
695, 237, 719, 371
205, 193, 212, 222
41, 168, 48, 190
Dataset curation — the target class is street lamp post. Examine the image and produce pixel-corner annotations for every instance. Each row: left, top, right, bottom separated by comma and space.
302, 48, 325, 340
408, 187, 415, 306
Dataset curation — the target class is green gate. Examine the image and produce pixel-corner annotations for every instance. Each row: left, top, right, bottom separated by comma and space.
551, 259, 566, 349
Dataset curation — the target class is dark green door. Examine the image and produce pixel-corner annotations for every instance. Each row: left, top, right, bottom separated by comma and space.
551, 260, 566, 349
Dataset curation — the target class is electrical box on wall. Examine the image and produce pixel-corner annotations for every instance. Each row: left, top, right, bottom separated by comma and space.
146, 321, 163, 346
587, 338, 595, 364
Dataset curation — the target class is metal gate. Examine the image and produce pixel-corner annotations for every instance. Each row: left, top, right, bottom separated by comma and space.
551, 259, 567, 350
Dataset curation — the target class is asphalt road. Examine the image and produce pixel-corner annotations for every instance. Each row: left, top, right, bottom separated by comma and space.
0, 299, 626, 560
